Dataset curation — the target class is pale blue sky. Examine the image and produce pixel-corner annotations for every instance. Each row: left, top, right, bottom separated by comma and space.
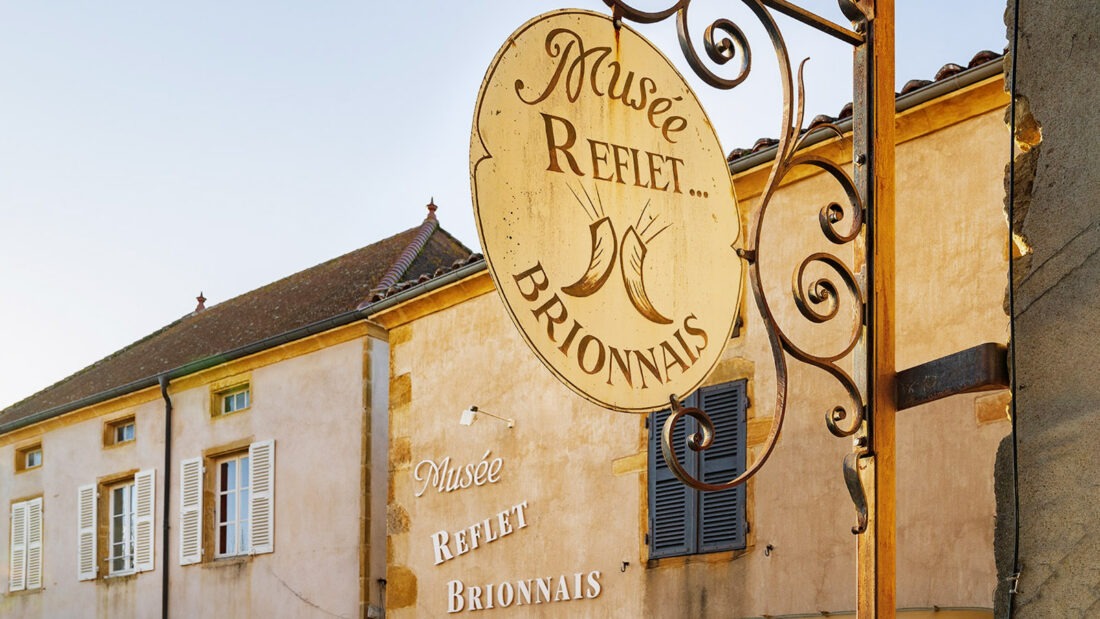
0, 1, 1007, 409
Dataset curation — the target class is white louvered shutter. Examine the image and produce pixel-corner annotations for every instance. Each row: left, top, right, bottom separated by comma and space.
77, 484, 97, 581
179, 457, 203, 565
134, 469, 156, 572
9, 501, 27, 592
25, 498, 43, 590
248, 440, 275, 555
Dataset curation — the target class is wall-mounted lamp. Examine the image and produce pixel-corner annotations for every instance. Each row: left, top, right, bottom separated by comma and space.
460, 405, 514, 428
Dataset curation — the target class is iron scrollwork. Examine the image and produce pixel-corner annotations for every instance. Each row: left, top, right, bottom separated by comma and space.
606, 0, 872, 532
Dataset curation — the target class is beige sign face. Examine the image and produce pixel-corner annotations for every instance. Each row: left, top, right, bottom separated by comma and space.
471, 10, 743, 413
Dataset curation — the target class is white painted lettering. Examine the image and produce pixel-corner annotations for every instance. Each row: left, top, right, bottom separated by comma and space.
554, 575, 571, 601
517, 579, 532, 606
535, 577, 552, 604
454, 529, 470, 556
430, 500, 530, 565
512, 500, 529, 528
444, 569, 603, 614
586, 570, 602, 598
432, 530, 454, 565
468, 585, 484, 610
448, 580, 464, 613
413, 451, 505, 498
487, 457, 503, 483
474, 451, 492, 485
481, 518, 498, 543
468, 522, 482, 550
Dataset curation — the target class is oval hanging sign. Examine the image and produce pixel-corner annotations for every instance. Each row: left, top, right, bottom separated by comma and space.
471, 9, 743, 413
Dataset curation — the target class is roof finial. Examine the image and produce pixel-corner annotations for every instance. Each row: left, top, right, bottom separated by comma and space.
427, 197, 438, 216
195, 292, 206, 313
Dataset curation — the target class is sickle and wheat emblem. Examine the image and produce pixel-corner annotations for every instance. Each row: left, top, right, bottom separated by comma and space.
561, 183, 673, 324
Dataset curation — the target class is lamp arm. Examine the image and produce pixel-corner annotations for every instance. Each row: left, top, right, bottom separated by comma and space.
472, 406, 515, 428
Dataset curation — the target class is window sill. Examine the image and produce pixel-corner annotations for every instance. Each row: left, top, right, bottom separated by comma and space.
211, 407, 251, 420
203, 555, 253, 569
5, 587, 44, 597
646, 546, 750, 569
103, 572, 138, 583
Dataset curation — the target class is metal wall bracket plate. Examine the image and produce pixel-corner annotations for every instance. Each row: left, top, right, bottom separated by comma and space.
895, 342, 1008, 411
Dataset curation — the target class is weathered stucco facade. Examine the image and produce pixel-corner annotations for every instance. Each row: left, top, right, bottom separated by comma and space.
378, 67, 1010, 617
1, 327, 386, 618
994, 1, 1100, 617
1, 215, 470, 618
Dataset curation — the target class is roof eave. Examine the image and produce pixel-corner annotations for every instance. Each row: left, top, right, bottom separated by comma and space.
728, 58, 1004, 174
0, 258, 489, 436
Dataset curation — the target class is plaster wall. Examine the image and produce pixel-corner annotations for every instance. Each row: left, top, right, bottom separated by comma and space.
996, 2, 1100, 617
1, 336, 373, 619
385, 99, 1009, 616
1, 392, 167, 618
168, 337, 365, 618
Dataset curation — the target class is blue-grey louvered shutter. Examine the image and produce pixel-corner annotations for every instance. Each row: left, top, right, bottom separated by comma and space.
698, 381, 747, 552
649, 404, 697, 558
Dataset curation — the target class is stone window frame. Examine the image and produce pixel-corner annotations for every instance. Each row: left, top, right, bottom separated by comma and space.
103, 415, 137, 448
179, 438, 275, 566
209, 373, 253, 419
14, 443, 42, 473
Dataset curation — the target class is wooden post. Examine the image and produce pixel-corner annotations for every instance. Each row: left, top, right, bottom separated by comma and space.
855, 0, 896, 616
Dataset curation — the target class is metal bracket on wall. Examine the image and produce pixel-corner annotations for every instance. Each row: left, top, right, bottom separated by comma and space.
603, 2, 897, 615
605, 0, 872, 493
895, 343, 1009, 411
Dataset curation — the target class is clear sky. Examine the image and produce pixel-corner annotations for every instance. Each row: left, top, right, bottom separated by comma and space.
0, 1, 1007, 409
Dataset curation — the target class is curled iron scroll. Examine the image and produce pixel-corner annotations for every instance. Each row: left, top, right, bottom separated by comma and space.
607, 0, 871, 532
843, 443, 870, 534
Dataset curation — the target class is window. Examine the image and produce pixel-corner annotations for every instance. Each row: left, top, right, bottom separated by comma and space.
77, 469, 156, 581
116, 423, 135, 443
180, 439, 274, 565
8, 498, 43, 592
220, 386, 250, 415
215, 453, 251, 557
648, 380, 747, 559
15, 444, 42, 473
108, 482, 136, 574
104, 416, 136, 447
209, 374, 252, 418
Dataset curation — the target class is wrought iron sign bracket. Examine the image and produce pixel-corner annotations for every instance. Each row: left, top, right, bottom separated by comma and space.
604, 0, 873, 515
603, 1, 898, 615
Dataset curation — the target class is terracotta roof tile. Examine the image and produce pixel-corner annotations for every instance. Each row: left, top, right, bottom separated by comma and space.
968, 50, 1001, 68
934, 63, 966, 81
901, 78, 933, 95
1, 207, 471, 429
726, 50, 1003, 163
749, 137, 779, 153
367, 253, 486, 303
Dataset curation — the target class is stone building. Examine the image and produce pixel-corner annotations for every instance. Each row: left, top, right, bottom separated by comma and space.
1, 47, 1021, 619
1, 206, 471, 618
374, 53, 1010, 618
995, 1, 1100, 617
